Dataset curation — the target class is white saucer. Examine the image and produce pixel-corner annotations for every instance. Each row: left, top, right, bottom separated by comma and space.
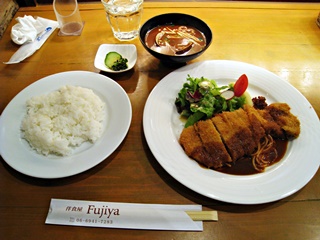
94, 44, 137, 73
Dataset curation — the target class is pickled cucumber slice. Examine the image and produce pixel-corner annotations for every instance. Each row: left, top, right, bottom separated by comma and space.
105, 52, 121, 68
104, 52, 128, 71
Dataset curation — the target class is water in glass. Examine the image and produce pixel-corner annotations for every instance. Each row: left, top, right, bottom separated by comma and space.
102, 0, 143, 41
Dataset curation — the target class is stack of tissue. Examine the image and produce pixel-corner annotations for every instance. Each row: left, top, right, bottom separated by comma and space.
4, 15, 59, 64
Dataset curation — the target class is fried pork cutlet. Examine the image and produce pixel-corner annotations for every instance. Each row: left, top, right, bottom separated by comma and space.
179, 125, 224, 168
243, 104, 284, 139
243, 105, 266, 144
266, 103, 300, 139
211, 114, 244, 161
223, 108, 257, 156
179, 102, 300, 170
195, 120, 232, 168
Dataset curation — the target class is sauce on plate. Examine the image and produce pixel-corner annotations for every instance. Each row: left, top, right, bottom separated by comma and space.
216, 139, 288, 175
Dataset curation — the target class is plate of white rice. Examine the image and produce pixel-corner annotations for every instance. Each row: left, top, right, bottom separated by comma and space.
0, 71, 132, 178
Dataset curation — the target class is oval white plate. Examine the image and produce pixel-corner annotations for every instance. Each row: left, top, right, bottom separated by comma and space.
143, 60, 320, 204
0, 71, 132, 178
94, 44, 137, 73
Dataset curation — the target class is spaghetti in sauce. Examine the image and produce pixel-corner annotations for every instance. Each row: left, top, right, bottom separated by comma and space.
145, 25, 207, 56
216, 138, 288, 175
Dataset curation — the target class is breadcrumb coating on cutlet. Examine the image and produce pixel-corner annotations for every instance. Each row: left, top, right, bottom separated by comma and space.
195, 120, 232, 168
211, 113, 245, 162
179, 125, 221, 168
179, 103, 300, 170
266, 103, 300, 139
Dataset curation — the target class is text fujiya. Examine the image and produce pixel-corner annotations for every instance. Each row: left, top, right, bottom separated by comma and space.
87, 205, 120, 218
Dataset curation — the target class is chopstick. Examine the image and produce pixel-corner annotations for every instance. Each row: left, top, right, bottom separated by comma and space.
186, 210, 218, 221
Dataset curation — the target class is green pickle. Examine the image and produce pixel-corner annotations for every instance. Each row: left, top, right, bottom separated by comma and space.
104, 52, 128, 71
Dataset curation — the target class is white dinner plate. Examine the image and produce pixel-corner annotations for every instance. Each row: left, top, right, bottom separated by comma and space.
0, 71, 132, 178
143, 60, 320, 204
94, 44, 137, 73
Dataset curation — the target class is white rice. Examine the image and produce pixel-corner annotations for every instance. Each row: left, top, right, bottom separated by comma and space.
21, 85, 106, 156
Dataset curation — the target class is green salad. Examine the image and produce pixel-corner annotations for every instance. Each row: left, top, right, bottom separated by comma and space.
175, 74, 250, 128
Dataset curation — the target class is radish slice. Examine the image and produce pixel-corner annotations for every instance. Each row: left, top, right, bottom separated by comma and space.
219, 87, 230, 93
221, 90, 234, 100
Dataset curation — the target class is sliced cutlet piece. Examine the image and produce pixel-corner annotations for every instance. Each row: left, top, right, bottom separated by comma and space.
266, 103, 300, 139
179, 125, 218, 168
243, 104, 266, 144
195, 119, 232, 168
231, 108, 258, 155
211, 114, 244, 161
257, 108, 285, 139
243, 104, 284, 138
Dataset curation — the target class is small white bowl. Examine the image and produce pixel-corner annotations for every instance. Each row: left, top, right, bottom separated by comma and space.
94, 44, 137, 73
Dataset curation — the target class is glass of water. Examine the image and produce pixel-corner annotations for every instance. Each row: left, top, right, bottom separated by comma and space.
101, 0, 143, 41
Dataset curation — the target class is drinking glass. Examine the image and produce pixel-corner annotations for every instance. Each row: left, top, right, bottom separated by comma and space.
101, 0, 143, 41
53, 0, 84, 36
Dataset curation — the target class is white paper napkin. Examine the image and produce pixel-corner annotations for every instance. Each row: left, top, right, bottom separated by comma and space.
11, 15, 46, 45
46, 199, 204, 231
4, 15, 59, 64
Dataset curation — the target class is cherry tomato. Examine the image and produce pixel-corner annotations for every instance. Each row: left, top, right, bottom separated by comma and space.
233, 74, 248, 97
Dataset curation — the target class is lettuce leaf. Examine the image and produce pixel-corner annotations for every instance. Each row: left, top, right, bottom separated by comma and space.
175, 75, 247, 128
